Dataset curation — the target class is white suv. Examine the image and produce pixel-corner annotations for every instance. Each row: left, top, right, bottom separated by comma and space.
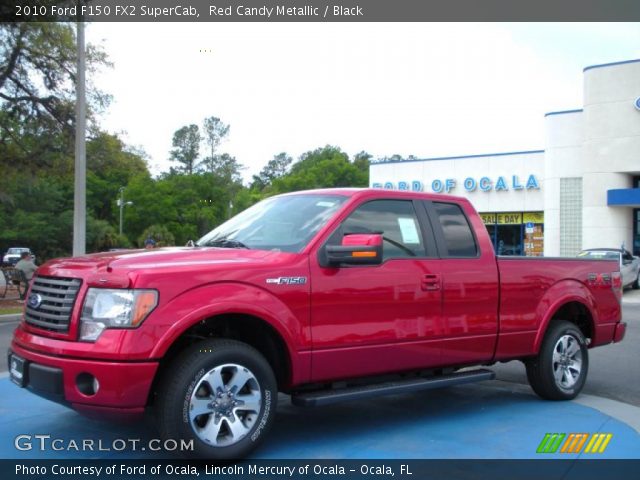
2, 247, 35, 266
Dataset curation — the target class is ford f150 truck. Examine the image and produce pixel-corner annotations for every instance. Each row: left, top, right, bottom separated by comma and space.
8, 189, 626, 459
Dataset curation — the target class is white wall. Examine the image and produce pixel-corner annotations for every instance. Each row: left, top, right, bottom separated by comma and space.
543, 111, 584, 256
582, 61, 640, 250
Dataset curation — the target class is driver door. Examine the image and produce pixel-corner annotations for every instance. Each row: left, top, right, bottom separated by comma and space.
309, 198, 443, 382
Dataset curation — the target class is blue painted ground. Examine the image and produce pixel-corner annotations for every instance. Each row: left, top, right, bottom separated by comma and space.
0, 378, 638, 459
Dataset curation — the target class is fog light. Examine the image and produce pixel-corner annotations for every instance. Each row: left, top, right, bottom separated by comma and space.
76, 373, 99, 396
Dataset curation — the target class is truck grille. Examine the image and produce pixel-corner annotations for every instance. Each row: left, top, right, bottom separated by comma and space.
25, 276, 82, 333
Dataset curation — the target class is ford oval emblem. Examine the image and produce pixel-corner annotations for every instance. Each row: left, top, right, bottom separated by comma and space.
27, 293, 43, 309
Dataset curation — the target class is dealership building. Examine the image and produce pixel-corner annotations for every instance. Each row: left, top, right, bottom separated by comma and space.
370, 59, 640, 257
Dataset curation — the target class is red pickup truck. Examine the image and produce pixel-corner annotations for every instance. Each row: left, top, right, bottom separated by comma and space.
9, 189, 626, 459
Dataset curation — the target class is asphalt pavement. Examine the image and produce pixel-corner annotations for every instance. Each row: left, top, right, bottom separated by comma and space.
493, 298, 640, 407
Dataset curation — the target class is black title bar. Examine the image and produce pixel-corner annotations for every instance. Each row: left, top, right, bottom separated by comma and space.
3, 459, 640, 480
1, 0, 640, 22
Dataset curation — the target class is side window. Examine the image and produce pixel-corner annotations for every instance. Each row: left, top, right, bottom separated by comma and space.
342, 200, 426, 260
432, 202, 478, 257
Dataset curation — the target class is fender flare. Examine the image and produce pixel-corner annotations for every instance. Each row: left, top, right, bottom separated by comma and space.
148, 282, 306, 372
532, 279, 598, 353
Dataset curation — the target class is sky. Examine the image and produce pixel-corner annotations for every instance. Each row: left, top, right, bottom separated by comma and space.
87, 22, 640, 182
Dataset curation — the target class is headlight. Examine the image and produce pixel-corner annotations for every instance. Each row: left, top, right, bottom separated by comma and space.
80, 288, 158, 341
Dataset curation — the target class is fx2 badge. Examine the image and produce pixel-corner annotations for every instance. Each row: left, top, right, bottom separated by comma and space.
266, 277, 307, 285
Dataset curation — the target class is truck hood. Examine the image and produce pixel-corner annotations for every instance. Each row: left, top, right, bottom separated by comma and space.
37, 247, 295, 282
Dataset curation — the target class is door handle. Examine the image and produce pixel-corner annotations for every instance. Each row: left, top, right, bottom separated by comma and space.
421, 274, 441, 291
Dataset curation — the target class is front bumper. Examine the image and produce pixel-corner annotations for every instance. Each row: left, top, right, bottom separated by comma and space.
9, 342, 159, 420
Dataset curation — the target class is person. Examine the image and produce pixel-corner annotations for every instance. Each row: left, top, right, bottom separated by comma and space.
15, 251, 37, 301
15, 251, 37, 281
144, 236, 157, 249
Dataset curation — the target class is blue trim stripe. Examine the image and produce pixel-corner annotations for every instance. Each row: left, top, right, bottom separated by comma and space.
584, 58, 640, 72
607, 188, 640, 207
372, 150, 544, 165
544, 109, 583, 117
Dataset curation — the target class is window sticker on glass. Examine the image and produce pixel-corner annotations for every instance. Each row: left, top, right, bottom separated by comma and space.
316, 201, 336, 207
397, 217, 420, 244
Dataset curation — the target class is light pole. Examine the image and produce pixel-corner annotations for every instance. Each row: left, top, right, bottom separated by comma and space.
72, 17, 86, 256
118, 187, 133, 236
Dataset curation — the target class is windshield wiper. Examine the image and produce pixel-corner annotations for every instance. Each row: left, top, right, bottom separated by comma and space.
207, 238, 250, 249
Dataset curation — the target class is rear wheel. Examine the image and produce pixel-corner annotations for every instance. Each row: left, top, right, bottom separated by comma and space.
526, 321, 589, 400
157, 339, 277, 459
632, 272, 639, 290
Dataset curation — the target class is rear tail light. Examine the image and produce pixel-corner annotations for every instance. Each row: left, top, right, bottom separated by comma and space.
611, 271, 622, 303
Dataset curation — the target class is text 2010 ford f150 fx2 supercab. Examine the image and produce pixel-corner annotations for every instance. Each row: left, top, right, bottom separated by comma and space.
9, 189, 626, 458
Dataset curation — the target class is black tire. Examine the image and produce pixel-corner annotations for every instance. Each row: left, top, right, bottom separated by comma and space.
157, 339, 277, 459
525, 320, 589, 400
632, 273, 639, 290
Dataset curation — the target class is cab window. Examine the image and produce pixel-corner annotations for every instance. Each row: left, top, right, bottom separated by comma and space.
340, 200, 426, 260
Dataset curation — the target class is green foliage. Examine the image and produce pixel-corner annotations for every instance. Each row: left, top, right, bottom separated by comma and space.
0, 23, 110, 171
200, 116, 230, 172
88, 133, 150, 223
138, 225, 176, 248
170, 124, 201, 175
251, 152, 292, 192
271, 146, 369, 194
87, 218, 130, 252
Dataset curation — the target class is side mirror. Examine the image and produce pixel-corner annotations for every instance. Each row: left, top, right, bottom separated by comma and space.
326, 233, 383, 266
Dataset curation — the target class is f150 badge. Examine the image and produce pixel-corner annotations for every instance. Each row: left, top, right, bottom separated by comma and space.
266, 277, 307, 285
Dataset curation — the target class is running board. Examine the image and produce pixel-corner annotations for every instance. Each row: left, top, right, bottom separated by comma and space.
291, 369, 495, 407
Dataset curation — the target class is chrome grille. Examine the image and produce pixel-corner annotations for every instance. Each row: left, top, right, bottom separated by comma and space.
25, 276, 82, 333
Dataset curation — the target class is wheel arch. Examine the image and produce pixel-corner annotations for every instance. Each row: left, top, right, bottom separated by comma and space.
533, 281, 597, 353
152, 313, 293, 395
146, 282, 310, 404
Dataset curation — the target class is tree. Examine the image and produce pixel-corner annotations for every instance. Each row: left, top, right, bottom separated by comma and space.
271, 146, 369, 193
87, 132, 149, 222
252, 152, 292, 191
0, 22, 110, 169
212, 152, 244, 183
200, 116, 230, 174
170, 124, 200, 175
353, 151, 372, 174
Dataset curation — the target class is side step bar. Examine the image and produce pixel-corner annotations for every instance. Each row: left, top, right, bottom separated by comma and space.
291, 368, 495, 407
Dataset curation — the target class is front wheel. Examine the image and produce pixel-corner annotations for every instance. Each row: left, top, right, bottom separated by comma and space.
157, 339, 277, 459
525, 321, 589, 400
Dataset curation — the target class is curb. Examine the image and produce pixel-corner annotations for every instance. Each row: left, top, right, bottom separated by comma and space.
490, 380, 640, 434
0, 314, 21, 321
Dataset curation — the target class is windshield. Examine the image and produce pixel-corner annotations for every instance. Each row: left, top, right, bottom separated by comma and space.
578, 250, 620, 261
197, 194, 347, 253
8, 248, 28, 254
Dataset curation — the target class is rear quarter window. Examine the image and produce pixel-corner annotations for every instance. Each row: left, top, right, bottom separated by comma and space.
432, 202, 478, 257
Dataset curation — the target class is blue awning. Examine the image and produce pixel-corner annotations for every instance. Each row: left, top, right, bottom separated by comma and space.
607, 188, 640, 207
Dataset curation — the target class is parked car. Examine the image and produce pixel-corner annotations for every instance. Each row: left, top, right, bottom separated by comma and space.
578, 248, 640, 289
9, 189, 625, 459
2, 247, 35, 266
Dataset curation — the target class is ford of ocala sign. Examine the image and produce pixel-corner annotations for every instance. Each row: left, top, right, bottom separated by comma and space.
371, 174, 540, 193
